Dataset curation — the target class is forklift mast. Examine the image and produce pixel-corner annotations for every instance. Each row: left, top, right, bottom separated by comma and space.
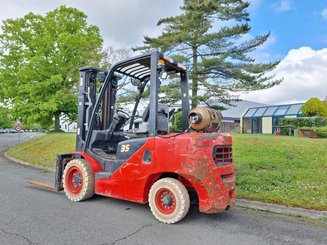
76, 67, 102, 151
76, 51, 190, 152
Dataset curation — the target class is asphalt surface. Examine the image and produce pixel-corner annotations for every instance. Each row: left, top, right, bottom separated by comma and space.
0, 133, 326, 245
0, 132, 43, 146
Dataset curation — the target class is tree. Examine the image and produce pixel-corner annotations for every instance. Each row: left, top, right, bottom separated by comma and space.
0, 106, 13, 128
102, 46, 133, 68
302, 97, 327, 119
135, 0, 281, 108
0, 6, 104, 130
102, 46, 136, 97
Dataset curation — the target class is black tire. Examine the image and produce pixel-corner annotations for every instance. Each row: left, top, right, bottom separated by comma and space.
63, 159, 94, 202
149, 177, 190, 224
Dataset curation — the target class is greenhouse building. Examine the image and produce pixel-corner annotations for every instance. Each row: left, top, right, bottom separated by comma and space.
241, 103, 304, 134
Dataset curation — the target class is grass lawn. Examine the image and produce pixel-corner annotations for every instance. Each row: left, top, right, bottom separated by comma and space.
7, 133, 75, 169
6, 132, 327, 210
232, 134, 327, 211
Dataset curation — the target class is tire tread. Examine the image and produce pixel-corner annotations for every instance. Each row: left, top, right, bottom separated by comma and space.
63, 159, 94, 202
149, 177, 190, 224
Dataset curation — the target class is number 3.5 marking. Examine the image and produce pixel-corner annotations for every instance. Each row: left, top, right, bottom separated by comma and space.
121, 144, 130, 152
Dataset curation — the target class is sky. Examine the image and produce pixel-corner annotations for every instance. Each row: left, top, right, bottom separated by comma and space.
0, 0, 327, 105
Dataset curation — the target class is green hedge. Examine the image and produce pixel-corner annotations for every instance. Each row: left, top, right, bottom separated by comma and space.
314, 126, 327, 138
172, 110, 183, 132
280, 116, 327, 128
301, 126, 327, 138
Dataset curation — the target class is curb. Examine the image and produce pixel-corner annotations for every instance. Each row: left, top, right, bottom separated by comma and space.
4, 152, 53, 172
4, 153, 327, 220
236, 199, 327, 220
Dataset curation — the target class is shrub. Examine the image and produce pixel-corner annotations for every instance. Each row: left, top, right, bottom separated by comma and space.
280, 116, 327, 129
302, 97, 327, 118
172, 110, 183, 132
314, 126, 327, 138
47, 129, 65, 133
304, 126, 327, 138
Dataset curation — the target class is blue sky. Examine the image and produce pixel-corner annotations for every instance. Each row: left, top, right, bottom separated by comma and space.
239, 0, 327, 104
248, 0, 327, 60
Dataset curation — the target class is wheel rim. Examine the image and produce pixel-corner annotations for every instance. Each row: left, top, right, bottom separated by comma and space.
155, 188, 176, 215
66, 166, 83, 194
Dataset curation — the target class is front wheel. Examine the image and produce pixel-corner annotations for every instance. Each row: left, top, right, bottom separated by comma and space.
63, 159, 94, 202
148, 177, 190, 224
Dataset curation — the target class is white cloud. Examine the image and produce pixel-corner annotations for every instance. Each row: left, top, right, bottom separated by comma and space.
0, 0, 182, 48
275, 0, 292, 13
241, 47, 327, 104
322, 8, 327, 20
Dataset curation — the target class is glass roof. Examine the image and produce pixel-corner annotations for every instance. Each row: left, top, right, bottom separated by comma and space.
274, 105, 290, 116
286, 104, 303, 115
243, 103, 304, 118
253, 107, 267, 117
263, 106, 278, 116
244, 108, 257, 117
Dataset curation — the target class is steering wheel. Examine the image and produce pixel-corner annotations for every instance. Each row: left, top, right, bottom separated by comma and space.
116, 109, 130, 119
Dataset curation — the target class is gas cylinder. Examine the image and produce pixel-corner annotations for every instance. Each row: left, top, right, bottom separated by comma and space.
188, 107, 222, 132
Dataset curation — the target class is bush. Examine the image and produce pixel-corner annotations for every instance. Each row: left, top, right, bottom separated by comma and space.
314, 126, 327, 138
47, 129, 66, 133
303, 126, 327, 138
280, 116, 327, 129
302, 97, 327, 118
172, 110, 183, 132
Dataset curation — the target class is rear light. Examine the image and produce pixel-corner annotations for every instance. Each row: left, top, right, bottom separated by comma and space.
213, 145, 233, 166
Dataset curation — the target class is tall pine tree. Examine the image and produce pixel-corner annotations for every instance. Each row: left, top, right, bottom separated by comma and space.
135, 0, 281, 109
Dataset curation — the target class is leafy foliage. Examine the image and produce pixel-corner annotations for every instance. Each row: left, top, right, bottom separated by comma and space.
102, 46, 132, 68
309, 126, 327, 138
0, 6, 104, 129
302, 97, 327, 119
280, 116, 327, 129
135, 0, 281, 108
172, 109, 183, 132
0, 106, 14, 128
298, 126, 327, 138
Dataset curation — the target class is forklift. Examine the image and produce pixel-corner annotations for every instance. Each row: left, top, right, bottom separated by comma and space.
31, 50, 235, 224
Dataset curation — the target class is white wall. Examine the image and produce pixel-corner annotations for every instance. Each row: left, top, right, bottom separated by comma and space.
262, 117, 272, 134
59, 115, 77, 132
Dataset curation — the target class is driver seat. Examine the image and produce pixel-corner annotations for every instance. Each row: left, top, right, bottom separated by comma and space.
132, 104, 169, 134
108, 111, 130, 132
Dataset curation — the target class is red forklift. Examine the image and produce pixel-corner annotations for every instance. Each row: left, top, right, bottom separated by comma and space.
47, 51, 235, 224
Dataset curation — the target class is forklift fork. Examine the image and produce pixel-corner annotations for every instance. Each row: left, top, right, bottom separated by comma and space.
26, 154, 72, 192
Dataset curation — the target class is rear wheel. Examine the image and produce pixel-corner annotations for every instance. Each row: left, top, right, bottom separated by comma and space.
149, 177, 190, 224
63, 159, 94, 202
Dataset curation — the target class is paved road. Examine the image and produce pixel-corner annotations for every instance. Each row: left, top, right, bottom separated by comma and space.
0, 134, 326, 245
0, 132, 44, 147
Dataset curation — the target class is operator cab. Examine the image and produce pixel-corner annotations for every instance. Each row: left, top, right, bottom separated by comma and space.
76, 51, 189, 173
